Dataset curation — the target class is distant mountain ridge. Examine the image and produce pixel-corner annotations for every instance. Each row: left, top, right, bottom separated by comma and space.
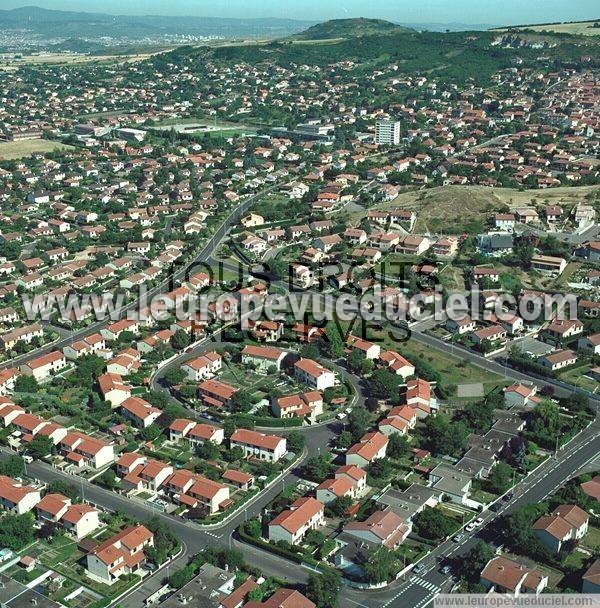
0, 5, 315, 41
294, 18, 414, 40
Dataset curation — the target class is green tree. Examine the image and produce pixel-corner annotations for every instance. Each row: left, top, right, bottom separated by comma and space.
348, 405, 370, 440
463, 541, 495, 581
413, 508, 456, 540
14, 375, 39, 393
487, 462, 513, 494
336, 430, 353, 450
306, 528, 324, 546
242, 518, 262, 538
0, 456, 24, 478
330, 495, 353, 517
461, 400, 495, 434
26, 435, 54, 459
146, 516, 180, 565
198, 441, 220, 461
423, 414, 468, 457
387, 433, 409, 460
286, 431, 305, 453
0, 513, 34, 550
74, 354, 105, 388
306, 570, 341, 608
170, 330, 191, 351
323, 322, 344, 359
164, 368, 186, 387
231, 391, 253, 413
363, 547, 394, 584
301, 455, 334, 482
530, 399, 561, 445
369, 368, 401, 401
99, 468, 117, 489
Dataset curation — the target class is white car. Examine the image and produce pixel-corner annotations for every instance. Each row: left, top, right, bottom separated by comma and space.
473, 517, 485, 526
337, 413, 347, 420
465, 522, 476, 532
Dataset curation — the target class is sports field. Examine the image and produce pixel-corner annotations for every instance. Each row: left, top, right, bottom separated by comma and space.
0, 138, 74, 159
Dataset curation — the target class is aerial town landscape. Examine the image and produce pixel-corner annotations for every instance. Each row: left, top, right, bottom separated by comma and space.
0, 1, 598, 608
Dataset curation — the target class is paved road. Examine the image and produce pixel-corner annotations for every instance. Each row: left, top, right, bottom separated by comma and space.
4, 180, 598, 606
11, 419, 597, 608
342, 420, 600, 608
0, 182, 286, 373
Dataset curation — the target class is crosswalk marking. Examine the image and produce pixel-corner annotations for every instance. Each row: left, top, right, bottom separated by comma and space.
413, 577, 441, 593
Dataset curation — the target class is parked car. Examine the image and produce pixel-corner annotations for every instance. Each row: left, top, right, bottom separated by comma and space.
504, 492, 513, 501
453, 533, 465, 542
465, 522, 476, 532
474, 517, 485, 526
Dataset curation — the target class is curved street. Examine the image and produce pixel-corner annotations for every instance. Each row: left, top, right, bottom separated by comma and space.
1, 183, 597, 608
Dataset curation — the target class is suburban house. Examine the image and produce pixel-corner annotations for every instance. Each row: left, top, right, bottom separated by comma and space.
480, 556, 548, 595
272, 391, 323, 423
538, 349, 577, 371
344, 510, 410, 548
582, 560, 600, 593
98, 373, 132, 408
531, 255, 567, 276
244, 589, 315, 608
20, 351, 67, 382
445, 316, 477, 335
346, 336, 381, 360
294, 358, 336, 391
428, 463, 472, 504
241, 345, 287, 372
577, 333, 600, 355
546, 319, 584, 341
36, 493, 100, 539
346, 432, 388, 468
181, 351, 222, 381
167, 471, 230, 514
533, 504, 589, 553
85, 525, 154, 585
230, 429, 287, 462
120, 396, 162, 429
59, 432, 115, 469
316, 476, 357, 505
378, 350, 415, 378
268, 497, 325, 545
402, 379, 436, 417
0, 475, 40, 514
503, 384, 540, 409
198, 379, 238, 409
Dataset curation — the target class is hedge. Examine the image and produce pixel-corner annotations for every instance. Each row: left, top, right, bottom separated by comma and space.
238, 528, 340, 577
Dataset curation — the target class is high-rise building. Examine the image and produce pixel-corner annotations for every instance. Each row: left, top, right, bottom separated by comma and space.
375, 120, 401, 146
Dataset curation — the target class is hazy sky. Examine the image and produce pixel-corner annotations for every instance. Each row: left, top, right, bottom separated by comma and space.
3, 0, 600, 25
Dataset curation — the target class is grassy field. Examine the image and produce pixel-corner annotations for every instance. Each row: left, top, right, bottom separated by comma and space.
0, 50, 165, 71
366, 327, 507, 395
362, 185, 600, 235
496, 21, 600, 37
0, 138, 74, 159
558, 365, 599, 393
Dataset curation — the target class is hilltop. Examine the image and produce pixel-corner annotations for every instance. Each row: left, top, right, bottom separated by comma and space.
294, 18, 412, 40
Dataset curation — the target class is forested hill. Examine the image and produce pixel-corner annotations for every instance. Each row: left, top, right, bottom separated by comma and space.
293, 18, 413, 40
158, 29, 586, 87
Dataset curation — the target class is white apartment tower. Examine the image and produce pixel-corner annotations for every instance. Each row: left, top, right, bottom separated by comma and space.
375, 120, 401, 145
